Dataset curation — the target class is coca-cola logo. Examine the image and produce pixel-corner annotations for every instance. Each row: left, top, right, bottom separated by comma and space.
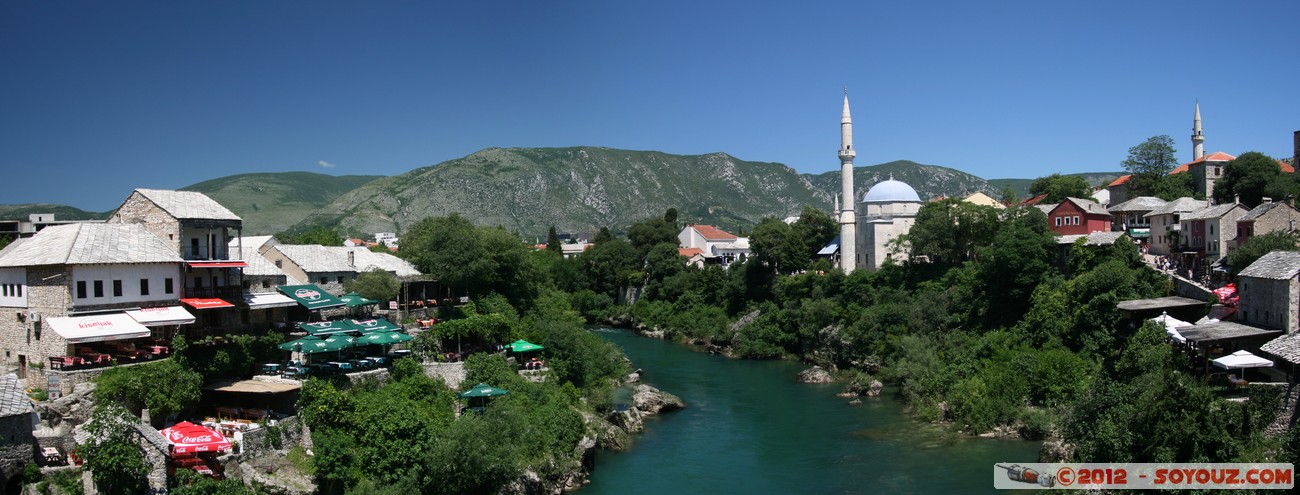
167, 430, 219, 444
294, 288, 321, 300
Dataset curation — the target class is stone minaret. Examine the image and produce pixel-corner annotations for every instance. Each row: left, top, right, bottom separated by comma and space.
838, 91, 857, 273
1192, 101, 1205, 161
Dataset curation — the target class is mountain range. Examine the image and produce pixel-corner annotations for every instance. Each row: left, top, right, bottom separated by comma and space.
3, 147, 1120, 238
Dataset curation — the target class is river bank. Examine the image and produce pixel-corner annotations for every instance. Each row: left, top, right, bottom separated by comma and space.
583, 328, 1042, 494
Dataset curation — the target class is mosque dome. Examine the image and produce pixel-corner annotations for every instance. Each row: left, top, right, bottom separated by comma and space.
862, 179, 921, 203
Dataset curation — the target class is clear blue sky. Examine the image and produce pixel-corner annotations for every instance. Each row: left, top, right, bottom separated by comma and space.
3, 0, 1297, 211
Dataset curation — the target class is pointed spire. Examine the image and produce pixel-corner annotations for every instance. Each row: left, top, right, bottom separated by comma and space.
841, 91, 852, 124
1192, 100, 1205, 160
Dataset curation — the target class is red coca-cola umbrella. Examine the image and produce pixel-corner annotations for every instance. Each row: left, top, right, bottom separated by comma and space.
160, 421, 232, 455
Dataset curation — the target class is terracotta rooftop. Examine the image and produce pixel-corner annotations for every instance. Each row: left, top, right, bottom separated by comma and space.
1108, 175, 1132, 187
688, 224, 737, 241
678, 247, 705, 258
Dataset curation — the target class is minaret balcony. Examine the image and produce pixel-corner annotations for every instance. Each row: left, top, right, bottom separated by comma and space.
838, 150, 856, 159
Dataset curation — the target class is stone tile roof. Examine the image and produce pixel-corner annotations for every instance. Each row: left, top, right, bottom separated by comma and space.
1239, 201, 1292, 222
134, 189, 241, 221
1145, 197, 1208, 217
0, 373, 34, 418
348, 247, 421, 277
0, 223, 183, 267
1182, 203, 1244, 221
274, 245, 357, 273
1108, 196, 1167, 213
230, 235, 276, 251
238, 244, 287, 277
1238, 251, 1300, 280
1034, 204, 1058, 216
1064, 197, 1110, 215
1262, 334, 1300, 364
1056, 231, 1126, 246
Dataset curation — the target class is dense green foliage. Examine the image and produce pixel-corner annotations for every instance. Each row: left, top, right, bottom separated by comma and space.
1028, 173, 1092, 203
1214, 151, 1298, 208
282, 227, 344, 246
95, 359, 203, 422
1122, 135, 1179, 197
344, 268, 401, 302
1229, 230, 1300, 273
80, 404, 150, 495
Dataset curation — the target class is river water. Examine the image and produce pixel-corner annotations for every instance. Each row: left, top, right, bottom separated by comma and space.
584, 328, 1041, 494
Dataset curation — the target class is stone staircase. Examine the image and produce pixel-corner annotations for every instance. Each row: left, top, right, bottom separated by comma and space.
1264, 382, 1299, 438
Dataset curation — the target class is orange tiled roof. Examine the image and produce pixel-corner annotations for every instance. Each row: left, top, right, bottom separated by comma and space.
1169, 152, 1294, 175
1022, 193, 1049, 206
690, 224, 737, 241
678, 247, 705, 258
1108, 175, 1132, 187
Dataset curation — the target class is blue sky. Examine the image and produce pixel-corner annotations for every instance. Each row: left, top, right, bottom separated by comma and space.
3, 1, 1297, 211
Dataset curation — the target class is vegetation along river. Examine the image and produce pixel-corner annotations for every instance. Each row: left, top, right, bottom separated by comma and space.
584, 328, 1041, 494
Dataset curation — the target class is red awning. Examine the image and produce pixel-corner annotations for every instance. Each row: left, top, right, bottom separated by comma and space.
160, 421, 231, 455
181, 298, 235, 310
187, 261, 249, 268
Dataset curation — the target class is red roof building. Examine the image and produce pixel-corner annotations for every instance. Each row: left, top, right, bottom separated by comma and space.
1047, 197, 1112, 236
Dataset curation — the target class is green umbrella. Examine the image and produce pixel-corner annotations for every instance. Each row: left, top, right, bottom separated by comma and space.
458, 383, 509, 398
278, 336, 335, 355
356, 331, 404, 346
299, 320, 358, 336
508, 340, 544, 353
351, 318, 400, 333
340, 292, 380, 308
323, 334, 357, 349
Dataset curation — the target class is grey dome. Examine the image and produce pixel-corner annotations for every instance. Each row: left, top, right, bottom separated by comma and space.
862, 179, 921, 202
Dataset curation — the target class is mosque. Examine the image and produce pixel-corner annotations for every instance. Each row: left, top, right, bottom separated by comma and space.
836, 92, 923, 273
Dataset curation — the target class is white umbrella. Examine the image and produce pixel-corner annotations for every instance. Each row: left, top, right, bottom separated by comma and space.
1212, 350, 1273, 370
1151, 312, 1191, 344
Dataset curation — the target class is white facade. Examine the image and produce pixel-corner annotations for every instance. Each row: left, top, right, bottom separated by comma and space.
856, 180, 923, 270
0, 268, 26, 308
70, 264, 182, 308
838, 93, 858, 274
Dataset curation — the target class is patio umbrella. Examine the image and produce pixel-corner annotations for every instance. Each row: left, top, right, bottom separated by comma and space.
509, 340, 544, 353
1212, 350, 1273, 371
340, 292, 380, 308
279, 335, 334, 354
458, 383, 509, 412
1150, 312, 1191, 344
351, 318, 400, 333
160, 421, 232, 455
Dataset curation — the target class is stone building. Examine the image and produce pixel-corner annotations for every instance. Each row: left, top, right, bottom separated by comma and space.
1235, 200, 1300, 249
1144, 197, 1207, 256
856, 179, 923, 270
1179, 202, 1248, 269
1107, 196, 1166, 241
1237, 251, 1300, 334
0, 223, 186, 378
677, 225, 749, 266
0, 373, 36, 491
262, 244, 421, 296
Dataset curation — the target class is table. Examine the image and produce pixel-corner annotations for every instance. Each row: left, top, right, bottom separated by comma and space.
194, 466, 214, 476
42, 447, 63, 465
261, 363, 281, 375
328, 361, 353, 371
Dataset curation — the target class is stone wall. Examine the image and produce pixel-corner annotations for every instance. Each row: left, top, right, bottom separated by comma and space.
422, 362, 465, 389
0, 413, 36, 490
107, 192, 182, 255
236, 416, 304, 457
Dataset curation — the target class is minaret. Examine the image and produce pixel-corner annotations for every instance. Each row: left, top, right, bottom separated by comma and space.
1192, 101, 1205, 161
838, 90, 857, 273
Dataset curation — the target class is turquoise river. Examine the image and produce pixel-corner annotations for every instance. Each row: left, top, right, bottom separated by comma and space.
583, 328, 1042, 494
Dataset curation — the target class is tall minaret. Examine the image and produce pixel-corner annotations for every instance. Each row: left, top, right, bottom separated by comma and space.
838, 90, 857, 273
1192, 101, 1205, 161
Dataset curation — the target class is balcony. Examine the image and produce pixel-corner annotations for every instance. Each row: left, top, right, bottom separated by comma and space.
183, 246, 232, 261
183, 286, 244, 300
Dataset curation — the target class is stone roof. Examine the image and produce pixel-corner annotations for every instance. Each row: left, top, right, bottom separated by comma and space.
0, 373, 34, 418
1262, 334, 1300, 364
133, 189, 241, 221
1238, 251, 1300, 280
274, 245, 357, 273
1064, 197, 1110, 215
1240, 201, 1293, 222
231, 235, 276, 251
1108, 196, 1167, 214
347, 247, 421, 277
1034, 204, 1058, 216
1056, 231, 1126, 246
238, 244, 288, 277
1182, 203, 1244, 221
1145, 197, 1208, 217
0, 223, 184, 267
1175, 321, 1283, 344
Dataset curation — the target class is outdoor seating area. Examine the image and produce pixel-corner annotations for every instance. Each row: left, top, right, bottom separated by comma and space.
47, 339, 171, 370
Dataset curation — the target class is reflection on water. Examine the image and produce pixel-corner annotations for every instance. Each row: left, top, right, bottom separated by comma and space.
584, 328, 1041, 494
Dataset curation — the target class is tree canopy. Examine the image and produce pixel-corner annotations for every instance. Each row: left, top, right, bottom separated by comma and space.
1213, 151, 1295, 208
1122, 135, 1179, 197
344, 268, 401, 302
1028, 174, 1092, 203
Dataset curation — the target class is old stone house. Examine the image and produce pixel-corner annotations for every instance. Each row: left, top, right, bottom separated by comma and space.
0, 373, 36, 491
262, 244, 421, 296
1107, 196, 1166, 242
1179, 202, 1248, 268
1235, 200, 1300, 249
1237, 251, 1300, 334
1144, 197, 1207, 256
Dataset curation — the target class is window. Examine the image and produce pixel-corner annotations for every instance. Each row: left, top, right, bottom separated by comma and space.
262, 280, 270, 288
77, 281, 87, 299
1073, 216, 1080, 225
320, 277, 328, 284
140, 279, 149, 296
165, 278, 174, 294
194, 277, 203, 288
112, 280, 122, 297
274, 260, 282, 268
1054, 217, 1062, 227
191, 238, 200, 258
337, 276, 344, 284
93, 280, 104, 298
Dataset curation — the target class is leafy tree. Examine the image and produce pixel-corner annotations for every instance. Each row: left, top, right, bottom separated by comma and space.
791, 205, 837, 258
344, 268, 400, 302
400, 214, 538, 306
81, 404, 150, 495
1122, 135, 1178, 197
578, 238, 639, 299
546, 226, 561, 253
1028, 173, 1092, 203
663, 207, 678, 227
1228, 230, 1300, 274
1152, 169, 1200, 201
626, 217, 679, 258
749, 218, 808, 274
286, 227, 344, 246
172, 469, 255, 495
1214, 151, 1294, 208
999, 185, 1019, 205
94, 359, 202, 423
904, 199, 1000, 265
592, 227, 614, 244
0, 233, 14, 251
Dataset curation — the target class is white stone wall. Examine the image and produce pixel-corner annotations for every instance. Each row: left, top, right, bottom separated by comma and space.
69, 264, 181, 308
108, 192, 182, 254
0, 268, 25, 308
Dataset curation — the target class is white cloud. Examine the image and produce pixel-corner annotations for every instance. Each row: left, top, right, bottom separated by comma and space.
318, 160, 337, 169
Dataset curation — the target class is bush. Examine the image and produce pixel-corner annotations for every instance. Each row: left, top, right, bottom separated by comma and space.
1018, 408, 1053, 440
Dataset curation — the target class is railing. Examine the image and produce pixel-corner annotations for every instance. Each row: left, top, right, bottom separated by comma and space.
183, 286, 243, 300
182, 247, 231, 261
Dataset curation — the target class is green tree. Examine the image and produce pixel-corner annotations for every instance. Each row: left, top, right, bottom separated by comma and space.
1214, 151, 1293, 208
287, 227, 344, 246
749, 218, 808, 274
1228, 230, 1300, 273
626, 217, 679, 258
1028, 173, 1092, 203
663, 207, 678, 227
400, 214, 538, 306
95, 359, 202, 423
546, 226, 562, 253
1152, 169, 1200, 201
791, 205, 837, 258
82, 404, 150, 495
904, 199, 1001, 266
1122, 135, 1178, 197
578, 238, 640, 299
592, 227, 614, 244
344, 268, 400, 302
999, 185, 1020, 205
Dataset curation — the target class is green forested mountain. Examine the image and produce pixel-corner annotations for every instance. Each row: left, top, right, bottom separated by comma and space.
0, 204, 109, 221
182, 172, 383, 235
287, 149, 1004, 238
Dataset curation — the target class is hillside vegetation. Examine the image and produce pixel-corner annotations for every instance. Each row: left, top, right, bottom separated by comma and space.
182, 172, 382, 234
